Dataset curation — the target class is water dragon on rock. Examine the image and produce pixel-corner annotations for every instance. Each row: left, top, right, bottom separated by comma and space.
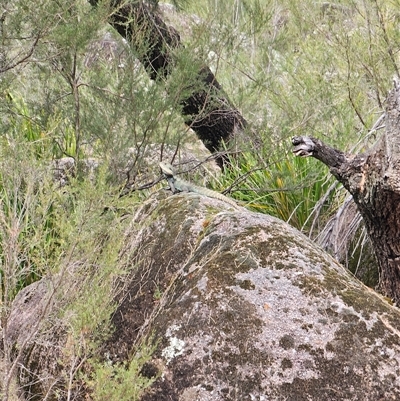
159, 162, 240, 210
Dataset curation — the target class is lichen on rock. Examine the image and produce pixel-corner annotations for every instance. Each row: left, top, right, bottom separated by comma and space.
6, 191, 400, 401
113, 192, 400, 401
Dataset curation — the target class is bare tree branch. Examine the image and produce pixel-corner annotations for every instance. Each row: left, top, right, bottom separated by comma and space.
0, 33, 41, 74
292, 82, 400, 304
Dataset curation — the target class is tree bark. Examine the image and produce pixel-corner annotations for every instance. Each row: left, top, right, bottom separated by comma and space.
292, 83, 400, 304
88, 0, 247, 165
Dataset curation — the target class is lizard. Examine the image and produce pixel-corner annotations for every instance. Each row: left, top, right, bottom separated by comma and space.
159, 162, 240, 210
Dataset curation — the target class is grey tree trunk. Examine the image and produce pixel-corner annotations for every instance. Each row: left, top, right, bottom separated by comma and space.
292, 83, 400, 304
88, 0, 247, 165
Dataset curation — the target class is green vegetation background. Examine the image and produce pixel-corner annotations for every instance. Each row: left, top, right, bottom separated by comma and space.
1, 0, 399, 399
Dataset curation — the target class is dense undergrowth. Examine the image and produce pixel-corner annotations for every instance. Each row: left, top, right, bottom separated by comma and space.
1, 0, 399, 399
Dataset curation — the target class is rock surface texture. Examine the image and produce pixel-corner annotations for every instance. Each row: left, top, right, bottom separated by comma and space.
6, 191, 400, 400
111, 192, 400, 401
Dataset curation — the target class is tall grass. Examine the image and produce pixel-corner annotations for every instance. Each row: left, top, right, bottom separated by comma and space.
215, 151, 337, 233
